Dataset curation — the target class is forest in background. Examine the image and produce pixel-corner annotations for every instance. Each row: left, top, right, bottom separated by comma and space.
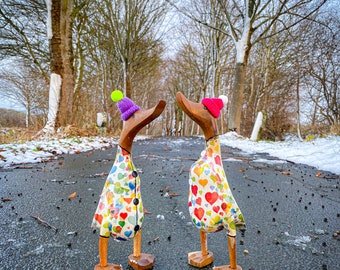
0, 0, 339, 142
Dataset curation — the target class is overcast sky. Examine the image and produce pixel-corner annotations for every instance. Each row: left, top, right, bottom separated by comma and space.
0, 97, 24, 111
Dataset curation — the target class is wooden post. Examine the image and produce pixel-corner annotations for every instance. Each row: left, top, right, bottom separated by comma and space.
250, 111, 263, 141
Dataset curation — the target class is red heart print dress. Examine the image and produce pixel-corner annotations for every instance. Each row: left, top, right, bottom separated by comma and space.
92, 146, 143, 240
188, 136, 245, 237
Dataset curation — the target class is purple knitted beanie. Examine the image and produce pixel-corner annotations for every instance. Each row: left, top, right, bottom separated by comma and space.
111, 90, 141, 121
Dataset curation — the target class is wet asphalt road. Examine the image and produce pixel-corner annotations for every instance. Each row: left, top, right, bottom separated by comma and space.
0, 137, 339, 270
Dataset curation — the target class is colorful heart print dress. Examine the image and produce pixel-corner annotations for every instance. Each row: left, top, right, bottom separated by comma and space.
92, 146, 143, 240
188, 136, 245, 237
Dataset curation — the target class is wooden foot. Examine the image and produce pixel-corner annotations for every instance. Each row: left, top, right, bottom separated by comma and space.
95, 236, 122, 270
128, 253, 155, 270
213, 265, 242, 270
188, 231, 214, 268
128, 230, 155, 269
188, 250, 214, 268
94, 263, 123, 270
213, 236, 242, 270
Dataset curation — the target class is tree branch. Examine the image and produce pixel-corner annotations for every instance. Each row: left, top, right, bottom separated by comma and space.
165, 0, 230, 37
253, 0, 328, 44
31, 215, 58, 233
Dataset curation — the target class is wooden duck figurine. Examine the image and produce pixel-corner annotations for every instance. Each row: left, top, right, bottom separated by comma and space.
176, 92, 245, 270
92, 90, 166, 270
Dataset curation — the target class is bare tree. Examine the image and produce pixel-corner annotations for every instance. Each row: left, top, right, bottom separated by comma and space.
0, 0, 49, 80
169, 0, 327, 134
72, 0, 168, 133
33, 0, 72, 137
219, 0, 328, 133
0, 63, 48, 128
165, 0, 233, 135
94, 0, 167, 99
302, 12, 339, 133
1, 0, 78, 135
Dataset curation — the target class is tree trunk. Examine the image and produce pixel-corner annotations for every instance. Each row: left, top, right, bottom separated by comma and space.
35, 0, 74, 138
227, 10, 252, 134
33, 0, 63, 138
57, 0, 74, 127
228, 62, 246, 133
26, 107, 31, 128
126, 70, 132, 98
296, 69, 303, 141
50, 0, 62, 75
175, 107, 181, 136
72, 30, 85, 125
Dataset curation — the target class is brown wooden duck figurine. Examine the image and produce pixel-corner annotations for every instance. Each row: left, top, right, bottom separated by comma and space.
176, 92, 245, 270
92, 90, 166, 270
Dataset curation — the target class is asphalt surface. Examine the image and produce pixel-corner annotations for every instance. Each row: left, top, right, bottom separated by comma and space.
0, 136, 339, 270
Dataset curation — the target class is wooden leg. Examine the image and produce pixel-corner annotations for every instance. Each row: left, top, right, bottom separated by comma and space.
94, 236, 123, 270
228, 236, 237, 269
213, 236, 242, 270
133, 229, 142, 257
200, 230, 209, 256
188, 231, 214, 268
128, 230, 155, 270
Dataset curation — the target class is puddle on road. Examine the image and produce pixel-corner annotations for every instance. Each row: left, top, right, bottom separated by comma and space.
23, 242, 82, 257
277, 229, 328, 255
4, 219, 83, 259
283, 232, 313, 250
24, 244, 46, 256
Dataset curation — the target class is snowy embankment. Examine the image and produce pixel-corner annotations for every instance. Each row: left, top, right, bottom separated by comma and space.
220, 132, 340, 175
0, 137, 118, 168
0, 133, 339, 175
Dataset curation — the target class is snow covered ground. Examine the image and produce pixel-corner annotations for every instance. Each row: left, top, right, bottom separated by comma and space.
0, 133, 339, 175
220, 132, 340, 175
